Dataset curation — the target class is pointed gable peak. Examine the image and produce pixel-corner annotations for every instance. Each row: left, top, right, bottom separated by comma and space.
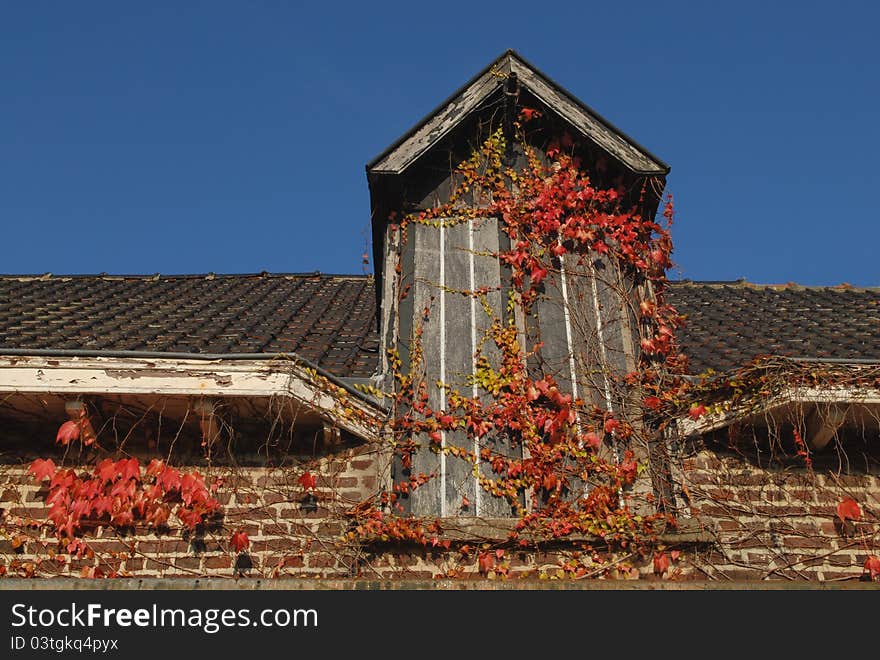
367, 49, 669, 176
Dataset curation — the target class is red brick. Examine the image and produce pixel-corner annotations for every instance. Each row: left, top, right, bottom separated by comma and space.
203, 555, 231, 569
172, 557, 201, 570
307, 554, 338, 568
262, 491, 288, 505
781, 537, 829, 550
137, 540, 190, 554
261, 523, 290, 536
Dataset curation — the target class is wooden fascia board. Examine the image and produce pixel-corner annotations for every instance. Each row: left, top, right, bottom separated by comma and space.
676, 386, 880, 437
0, 355, 385, 442
508, 58, 667, 174
368, 51, 669, 176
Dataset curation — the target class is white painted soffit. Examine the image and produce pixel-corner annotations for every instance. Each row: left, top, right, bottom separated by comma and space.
677, 385, 880, 437
0, 354, 386, 442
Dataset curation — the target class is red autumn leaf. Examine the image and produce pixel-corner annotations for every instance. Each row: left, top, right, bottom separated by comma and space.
604, 418, 620, 434
95, 458, 118, 483
495, 549, 505, 560
50, 468, 76, 490
28, 458, 56, 481
147, 505, 169, 528
428, 430, 442, 444
119, 458, 140, 482
111, 510, 134, 528
530, 264, 548, 285
550, 242, 567, 257
653, 552, 669, 576
110, 478, 135, 500
519, 107, 540, 121
837, 497, 861, 523
56, 420, 80, 445
146, 459, 165, 477
298, 471, 317, 491
177, 508, 202, 530
478, 552, 495, 575
864, 555, 880, 579
644, 396, 662, 411
670, 550, 681, 562
582, 432, 601, 449
158, 465, 182, 492
688, 404, 707, 420
439, 414, 455, 427
230, 530, 250, 553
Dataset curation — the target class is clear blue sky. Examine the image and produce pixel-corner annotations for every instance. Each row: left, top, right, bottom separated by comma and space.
2, 2, 878, 286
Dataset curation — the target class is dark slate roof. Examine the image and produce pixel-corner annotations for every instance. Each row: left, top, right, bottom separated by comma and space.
0, 273, 380, 378
667, 281, 880, 374
1, 275, 877, 378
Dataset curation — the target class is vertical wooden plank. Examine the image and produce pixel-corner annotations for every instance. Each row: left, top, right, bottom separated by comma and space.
532, 268, 574, 393
408, 222, 443, 516
562, 254, 605, 412
442, 219, 477, 515
389, 223, 416, 515
472, 216, 519, 516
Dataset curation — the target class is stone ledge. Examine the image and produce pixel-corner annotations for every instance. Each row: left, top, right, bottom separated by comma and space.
0, 577, 874, 590
362, 516, 715, 545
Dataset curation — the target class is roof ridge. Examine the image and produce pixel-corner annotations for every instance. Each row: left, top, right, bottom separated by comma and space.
668, 279, 880, 292
0, 272, 373, 281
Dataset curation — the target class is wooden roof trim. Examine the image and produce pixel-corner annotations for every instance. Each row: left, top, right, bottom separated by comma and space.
0, 354, 386, 443
367, 49, 669, 176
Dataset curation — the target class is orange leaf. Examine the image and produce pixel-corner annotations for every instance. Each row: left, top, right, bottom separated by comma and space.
864, 555, 880, 579
653, 552, 669, 576
837, 497, 861, 523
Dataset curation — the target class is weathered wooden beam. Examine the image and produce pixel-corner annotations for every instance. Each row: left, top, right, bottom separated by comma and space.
0, 355, 385, 443
805, 405, 848, 450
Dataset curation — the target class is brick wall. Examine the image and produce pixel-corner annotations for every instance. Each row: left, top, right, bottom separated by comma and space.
0, 442, 666, 581
5, 439, 876, 582
677, 449, 880, 581
0, 444, 384, 579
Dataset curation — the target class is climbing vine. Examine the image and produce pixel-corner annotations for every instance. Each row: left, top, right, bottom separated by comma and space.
346, 109, 691, 577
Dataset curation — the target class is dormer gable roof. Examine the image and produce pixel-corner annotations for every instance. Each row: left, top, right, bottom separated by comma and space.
367, 49, 669, 176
